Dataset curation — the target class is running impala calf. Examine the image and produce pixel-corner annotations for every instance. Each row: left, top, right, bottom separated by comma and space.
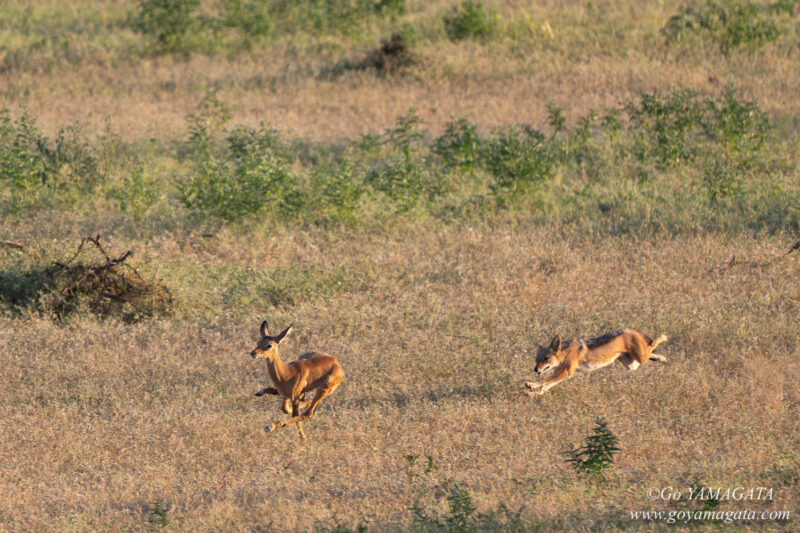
250, 320, 344, 439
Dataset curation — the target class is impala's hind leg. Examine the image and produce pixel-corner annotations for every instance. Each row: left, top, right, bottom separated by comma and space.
266, 376, 342, 436
291, 402, 306, 440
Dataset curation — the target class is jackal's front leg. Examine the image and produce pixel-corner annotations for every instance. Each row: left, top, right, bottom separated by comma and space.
526, 367, 574, 396
255, 387, 278, 397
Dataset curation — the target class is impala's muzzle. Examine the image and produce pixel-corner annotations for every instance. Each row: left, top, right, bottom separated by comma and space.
250, 350, 257, 359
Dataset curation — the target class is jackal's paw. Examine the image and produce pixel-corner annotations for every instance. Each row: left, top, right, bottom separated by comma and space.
255, 388, 269, 397
265, 423, 276, 432
525, 381, 541, 390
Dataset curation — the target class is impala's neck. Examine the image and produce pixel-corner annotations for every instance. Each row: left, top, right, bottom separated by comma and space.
266, 349, 292, 385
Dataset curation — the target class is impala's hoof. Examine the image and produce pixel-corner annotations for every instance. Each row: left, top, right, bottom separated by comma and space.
525, 382, 541, 390
265, 423, 276, 432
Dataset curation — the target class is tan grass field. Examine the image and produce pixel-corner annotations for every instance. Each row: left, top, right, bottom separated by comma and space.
1, 0, 799, 531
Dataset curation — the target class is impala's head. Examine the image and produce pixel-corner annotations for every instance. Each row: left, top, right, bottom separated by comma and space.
535, 335, 563, 374
250, 320, 293, 360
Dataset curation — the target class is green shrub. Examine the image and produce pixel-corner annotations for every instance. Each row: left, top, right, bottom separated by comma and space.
178, 148, 295, 221
313, 162, 365, 221
435, 118, 481, 172
269, 0, 405, 36
705, 88, 770, 167
663, 0, 782, 53
216, 0, 271, 49
107, 165, 159, 220
564, 416, 620, 479
0, 110, 101, 214
411, 482, 526, 532
482, 125, 553, 204
366, 157, 431, 211
443, 1, 497, 41
132, 0, 202, 54
148, 499, 170, 529
627, 88, 771, 172
627, 88, 706, 168
703, 156, 742, 203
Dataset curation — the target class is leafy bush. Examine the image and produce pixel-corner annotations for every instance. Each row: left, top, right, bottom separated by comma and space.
132, 0, 202, 54
312, 162, 365, 221
411, 482, 526, 532
564, 416, 620, 478
0, 110, 101, 214
627, 88, 707, 168
663, 0, 783, 53
435, 118, 481, 172
178, 96, 296, 221
482, 125, 553, 203
269, 0, 405, 36
216, 0, 272, 50
627, 87, 771, 171
107, 165, 159, 219
443, 1, 497, 41
178, 147, 295, 221
705, 88, 770, 167
366, 157, 431, 211
703, 156, 742, 203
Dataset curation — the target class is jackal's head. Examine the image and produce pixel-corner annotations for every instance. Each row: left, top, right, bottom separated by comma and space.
250, 320, 293, 360
534, 335, 562, 374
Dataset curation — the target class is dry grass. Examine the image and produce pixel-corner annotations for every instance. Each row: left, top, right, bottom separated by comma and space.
2, 1, 799, 141
1, 226, 798, 530
2, 0, 800, 530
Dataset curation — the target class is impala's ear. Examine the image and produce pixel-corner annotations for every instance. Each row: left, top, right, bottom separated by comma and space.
275, 323, 293, 344
260, 320, 269, 338
549, 334, 561, 352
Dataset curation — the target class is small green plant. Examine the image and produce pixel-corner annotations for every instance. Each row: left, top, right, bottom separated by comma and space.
216, 0, 271, 49
178, 148, 295, 221
663, 0, 782, 53
627, 88, 706, 168
410, 481, 526, 532
564, 416, 620, 478
443, 1, 497, 41
703, 157, 741, 203
313, 162, 364, 221
435, 118, 481, 172
0, 110, 101, 214
107, 166, 159, 220
132, 0, 202, 55
482, 125, 553, 204
147, 499, 170, 528
705, 88, 770, 167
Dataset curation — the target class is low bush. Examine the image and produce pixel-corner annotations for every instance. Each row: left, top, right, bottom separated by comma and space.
443, 1, 497, 42
663, 0, 785, 53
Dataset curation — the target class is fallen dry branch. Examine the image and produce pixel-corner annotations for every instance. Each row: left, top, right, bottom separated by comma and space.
1, 235, 172, 322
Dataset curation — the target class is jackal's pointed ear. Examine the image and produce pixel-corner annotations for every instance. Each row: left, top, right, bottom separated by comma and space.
260, 320, 269, 338
549, 334, 561, 352
275, 323, 293, 344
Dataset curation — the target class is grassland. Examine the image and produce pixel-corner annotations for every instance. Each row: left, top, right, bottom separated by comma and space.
1, 0, 799, 531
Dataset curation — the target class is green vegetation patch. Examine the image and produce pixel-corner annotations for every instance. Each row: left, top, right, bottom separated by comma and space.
663, 0, 797, 53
